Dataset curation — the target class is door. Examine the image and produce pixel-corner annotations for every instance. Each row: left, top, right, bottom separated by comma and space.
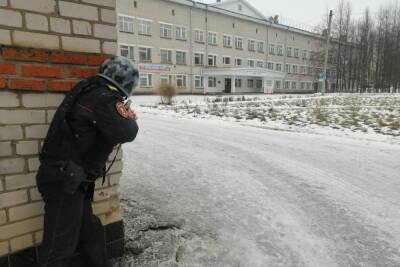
225, 78, 232, 93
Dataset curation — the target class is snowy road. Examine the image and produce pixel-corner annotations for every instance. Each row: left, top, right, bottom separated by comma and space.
120, 111, 400, 267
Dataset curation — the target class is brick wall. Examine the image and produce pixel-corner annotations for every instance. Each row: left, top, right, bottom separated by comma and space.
0, 0, 123, 264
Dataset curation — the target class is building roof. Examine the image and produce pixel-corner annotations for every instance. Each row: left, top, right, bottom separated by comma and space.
166, 0, 326, 41
210, 0, 267, 21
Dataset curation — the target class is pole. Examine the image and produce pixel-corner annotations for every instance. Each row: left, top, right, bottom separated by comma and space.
322, 10, 333, 95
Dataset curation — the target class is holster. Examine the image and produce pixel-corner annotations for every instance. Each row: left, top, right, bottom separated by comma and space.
60, 160, 88, 195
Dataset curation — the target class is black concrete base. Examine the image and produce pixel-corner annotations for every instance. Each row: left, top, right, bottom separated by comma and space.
0, 220, 124, 267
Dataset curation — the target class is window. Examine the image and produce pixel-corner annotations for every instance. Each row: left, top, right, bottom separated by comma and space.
287, 47, 292, 57
257, 41, 264, 53
300, 66, 306, 74
138, 19, 151, 35
160, 49, 172, 64
284, 81, 290, 89
247, 59, 255, 68
300, 82, 305, 90
223, 35, 232, 47
256, 80, 262, 89
194, 53, 204, 66
275, 63, 282, 72
235, 37, 243, 49
223, 56, 231, 65
139, 47, 151, 62
139, 74, 152, 87
275, 80, 281, 89
247, 79, 254, 88
208, 32, 217, 45
194, 76, 204, 88
118, 15, 134, 33
306, 82, 312, 90
285, 64, 290, 73
277, 45, 283, 56
292, 65, 298, 74
238, 4, 242, 11
160, 75, 173, 85
176, 75, 187, 88
235, 58, 243, 66
160, 23, 172, 38
294, 48, 299, 58
176, 51, 187, 65
120, 45, 134, 60
269, 44, 275, 55
235, 78, 242, 88
208, 54, 217, 66
175, 26, 187, 40
208, 77, 217, 88
256, 61, 264, 68
302, 50, 307, 59
194, 30, 205, 43
291, 81, 297, 89
248, 40, 255, 51
267, 62, 274, 70
307, 66, 313, 75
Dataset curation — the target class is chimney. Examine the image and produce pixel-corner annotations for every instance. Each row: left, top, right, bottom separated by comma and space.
273, 15, 279, 24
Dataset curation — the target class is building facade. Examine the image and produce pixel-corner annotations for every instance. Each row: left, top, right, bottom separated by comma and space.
117, 0, 336, 94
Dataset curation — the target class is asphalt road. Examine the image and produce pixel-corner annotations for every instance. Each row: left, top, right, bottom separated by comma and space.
120, 111, 400, 267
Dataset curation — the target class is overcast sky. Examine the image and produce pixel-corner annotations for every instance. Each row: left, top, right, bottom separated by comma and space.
205, 0, 392, 29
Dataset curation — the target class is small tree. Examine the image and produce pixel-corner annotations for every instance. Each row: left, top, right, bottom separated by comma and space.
155, 84, 177, 105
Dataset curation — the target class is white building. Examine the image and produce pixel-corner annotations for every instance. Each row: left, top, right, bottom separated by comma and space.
117, 0, 336, 94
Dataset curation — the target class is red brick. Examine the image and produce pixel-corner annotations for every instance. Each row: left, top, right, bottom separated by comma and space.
0, 77, 6, 88
70, 67, 98, 78
10, 79, 46, 91
87, 55, 108, 66
48, 80, 77, 92
21, 65, 64, 78
49, 52, 88, 65
0, 63, 16, 75
1, 47, 48, 63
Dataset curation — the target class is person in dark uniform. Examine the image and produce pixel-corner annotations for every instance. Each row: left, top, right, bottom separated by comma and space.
36, 56, 139, 267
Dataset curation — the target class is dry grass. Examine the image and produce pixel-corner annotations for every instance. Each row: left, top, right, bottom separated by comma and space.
155, 84, 177, 105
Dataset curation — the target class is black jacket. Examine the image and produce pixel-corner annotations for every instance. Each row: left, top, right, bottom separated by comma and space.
37, 76, 138, 185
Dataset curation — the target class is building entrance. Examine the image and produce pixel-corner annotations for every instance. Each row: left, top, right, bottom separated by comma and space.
224, 78, 232, 93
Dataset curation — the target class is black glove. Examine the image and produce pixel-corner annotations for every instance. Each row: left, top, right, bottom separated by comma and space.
60, 160, 87, 195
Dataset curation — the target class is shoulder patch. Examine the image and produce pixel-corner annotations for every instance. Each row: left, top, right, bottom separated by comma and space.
115, 102, 129, 118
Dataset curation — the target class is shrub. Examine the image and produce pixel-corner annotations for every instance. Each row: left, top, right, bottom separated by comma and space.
155, 84, 177, 105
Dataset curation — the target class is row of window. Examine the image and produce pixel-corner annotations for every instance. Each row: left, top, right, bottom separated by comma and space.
120, 45, 320, 76
138, 73, 314, 91
139, 74, 191, 88
120, 45, 324, 75
207, 78, 314, 90
118, 15, 312, 58
276, 80, 314, 90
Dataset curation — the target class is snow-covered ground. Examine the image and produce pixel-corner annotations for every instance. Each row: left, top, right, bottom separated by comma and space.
117, 94, 400, 267
139, 94, 400, 138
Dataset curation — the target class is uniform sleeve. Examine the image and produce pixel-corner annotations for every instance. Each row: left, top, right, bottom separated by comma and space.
94, 92, 139, 146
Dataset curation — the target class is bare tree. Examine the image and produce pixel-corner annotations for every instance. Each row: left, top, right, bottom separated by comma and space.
314, 0, 400, 93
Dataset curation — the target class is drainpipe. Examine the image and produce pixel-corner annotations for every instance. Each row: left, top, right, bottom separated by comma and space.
265, 20, 270, 93
283, 26, 289, 91
189, 2, 194, 94
204, 3, 209, 95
